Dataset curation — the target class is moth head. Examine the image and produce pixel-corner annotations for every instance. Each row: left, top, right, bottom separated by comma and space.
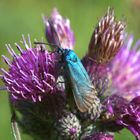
65, 50, 78, 63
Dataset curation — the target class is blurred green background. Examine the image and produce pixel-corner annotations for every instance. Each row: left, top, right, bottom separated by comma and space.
0, 0, 140, 139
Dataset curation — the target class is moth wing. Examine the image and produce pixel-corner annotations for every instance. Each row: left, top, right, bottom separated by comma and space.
72, 81, 97, 112
66, 51, 98, 112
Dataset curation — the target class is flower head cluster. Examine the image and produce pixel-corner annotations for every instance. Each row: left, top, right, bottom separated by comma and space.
1, 8, 140, 140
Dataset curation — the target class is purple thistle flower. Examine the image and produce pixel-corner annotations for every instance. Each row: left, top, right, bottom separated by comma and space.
116, 96, 140, 139
82, 132, 114, 140
109, 35, 140, 100
103, 35, 140, 139
104, 95, 140, 139
1, 35, 59, 102
43, 8, 75, 50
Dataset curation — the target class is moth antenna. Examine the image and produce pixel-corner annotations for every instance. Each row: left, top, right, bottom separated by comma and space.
34, 42, 64, 54
34, 42, 59, 47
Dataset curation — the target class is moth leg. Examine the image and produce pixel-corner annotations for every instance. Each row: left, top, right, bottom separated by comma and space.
87, 56, 95, 62
54, 81, 65, 89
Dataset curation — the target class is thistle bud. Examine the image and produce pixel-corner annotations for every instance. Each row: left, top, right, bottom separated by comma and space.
56, 113, 81, 140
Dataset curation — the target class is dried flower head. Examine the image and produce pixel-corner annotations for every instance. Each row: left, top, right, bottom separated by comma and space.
43, 8, 75, 50
1, 35, 59, 102
87, 8, 125, 64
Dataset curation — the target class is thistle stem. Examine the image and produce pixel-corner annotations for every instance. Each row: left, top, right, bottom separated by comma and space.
9, 96, 21, 140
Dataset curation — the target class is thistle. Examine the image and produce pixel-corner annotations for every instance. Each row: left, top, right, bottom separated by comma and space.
109, 35, 140, 100
56, 113, 81, 140
87, 8, 125, 64
43, 8, 75, 50
1, 35, 60, 102
82, 8, 126, 98
1, 35, 66, 140
104, 95, 140, 140
1, 8, 140, 140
